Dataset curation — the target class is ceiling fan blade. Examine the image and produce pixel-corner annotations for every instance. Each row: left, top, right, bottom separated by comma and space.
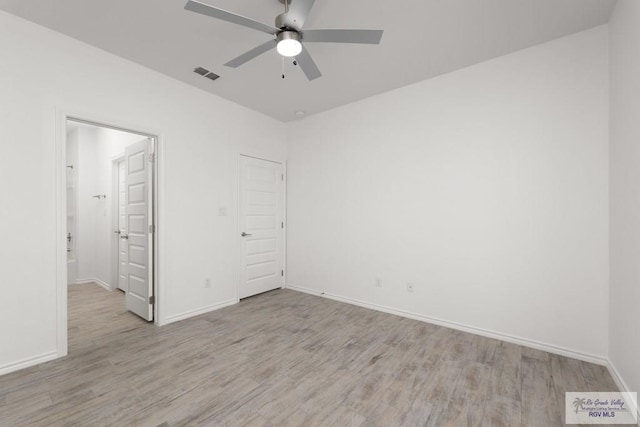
224, 39, 277, 68
296, 45, 321, 81
302, 29, 384, 44
185, 0, 279, 35
284, 0, 316, 30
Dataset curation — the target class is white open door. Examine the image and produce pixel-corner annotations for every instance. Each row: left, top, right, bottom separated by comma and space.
122, 138, 154, 321
239, 156, 284, 299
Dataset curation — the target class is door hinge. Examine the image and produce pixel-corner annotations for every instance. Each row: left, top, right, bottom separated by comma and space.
281, 174, 284, 181
281, 270, 284, 277
149, 224, 155, 234
149, 295, 155, 305
149, 152, 155, 163
281, 222, 284, 229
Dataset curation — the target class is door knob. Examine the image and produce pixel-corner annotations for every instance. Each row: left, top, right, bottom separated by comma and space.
114, 230, 121, 235
241, 232, 252, 237
120, 234, 129, 240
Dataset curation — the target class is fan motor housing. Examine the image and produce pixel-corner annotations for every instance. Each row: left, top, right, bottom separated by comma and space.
275, 13, 291, 30
276, 11, 303, 30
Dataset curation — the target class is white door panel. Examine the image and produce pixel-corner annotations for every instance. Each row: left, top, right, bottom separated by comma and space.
239, 156, 284, 299
123, 139, 153, 321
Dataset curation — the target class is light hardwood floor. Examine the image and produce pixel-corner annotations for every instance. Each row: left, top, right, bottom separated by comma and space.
0, 283, 619, 426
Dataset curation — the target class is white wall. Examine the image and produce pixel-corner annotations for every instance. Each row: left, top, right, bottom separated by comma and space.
286, 26, 610, 361
0, 10, 285, 374
609, 0, 640, 401
72, 125, 146, 288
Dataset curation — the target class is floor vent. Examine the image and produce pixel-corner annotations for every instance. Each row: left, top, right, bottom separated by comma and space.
194, 66, 220, 81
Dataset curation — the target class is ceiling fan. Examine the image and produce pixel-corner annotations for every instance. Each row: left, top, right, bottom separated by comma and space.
184, 0, 384, 81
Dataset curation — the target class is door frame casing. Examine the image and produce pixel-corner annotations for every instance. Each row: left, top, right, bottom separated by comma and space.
237, 154, 287, 301
55, 109, 164, 360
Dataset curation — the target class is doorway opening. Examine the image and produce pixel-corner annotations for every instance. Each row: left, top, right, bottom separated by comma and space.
63, 117, 158, 353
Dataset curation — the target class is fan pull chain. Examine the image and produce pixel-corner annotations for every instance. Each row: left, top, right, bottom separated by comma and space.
282, 56, 285, 79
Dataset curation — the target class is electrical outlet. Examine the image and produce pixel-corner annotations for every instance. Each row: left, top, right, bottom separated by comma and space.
375, 276, 382, 287
204, 278, 211, 288
407, 282, 414, 292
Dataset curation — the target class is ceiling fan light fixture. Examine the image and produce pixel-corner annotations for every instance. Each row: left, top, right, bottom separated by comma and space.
276, 31, 302, 57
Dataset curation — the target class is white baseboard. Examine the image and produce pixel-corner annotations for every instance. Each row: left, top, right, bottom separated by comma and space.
0, 351, 59, 376
75, 277, 112, 291
607, 361, 640, 420
286, 283, 608, 366
164, 299, 238, 324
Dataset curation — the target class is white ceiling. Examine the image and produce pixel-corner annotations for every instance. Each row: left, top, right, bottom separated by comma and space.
0, 0, 616, 122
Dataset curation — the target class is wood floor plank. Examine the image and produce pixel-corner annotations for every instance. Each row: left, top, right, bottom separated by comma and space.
0, 283, 621, 426
480, 397, 521, 426
521, 356, 562, 427
488, 341, 522, 401
435, 362, 492, 426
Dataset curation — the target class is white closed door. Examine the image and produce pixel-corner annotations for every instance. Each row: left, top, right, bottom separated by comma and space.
117, 160, 128, 292
122, 139, 154, 321
239, 156, 284, 299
